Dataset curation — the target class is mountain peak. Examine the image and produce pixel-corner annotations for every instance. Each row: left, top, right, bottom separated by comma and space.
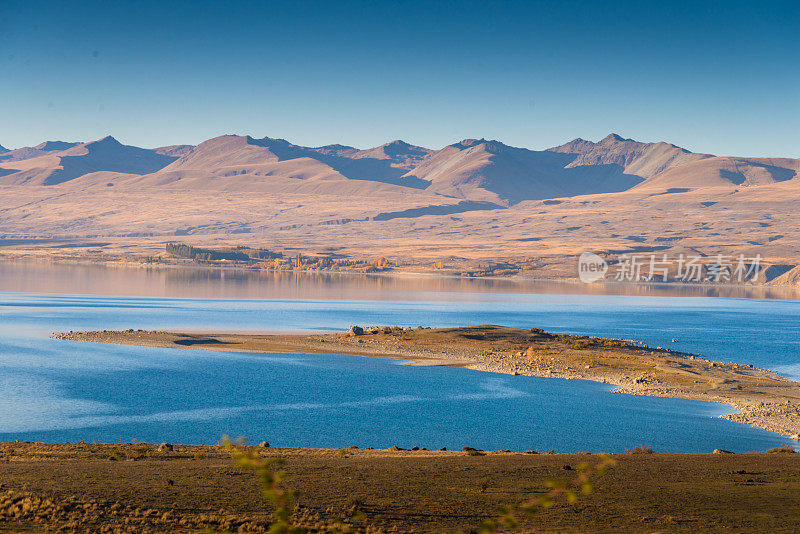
315, 143, 356, 151
198, 134, 245, 146
451, 138, 488, 150
311, 143, 358, 157
600, 133, 629, 143
248, 135, 294, 149
91, 135, 122, 146
353, 140, 432, 163
379, 139, 426, 155
385, 139, 410, 147
546, 137, 597, 154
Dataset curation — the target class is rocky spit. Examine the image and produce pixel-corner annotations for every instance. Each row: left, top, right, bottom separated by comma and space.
55, 325, 800, 441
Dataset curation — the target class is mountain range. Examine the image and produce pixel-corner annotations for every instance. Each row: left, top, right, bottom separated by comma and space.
1, 132, 799, 284
2, 133, 796, 204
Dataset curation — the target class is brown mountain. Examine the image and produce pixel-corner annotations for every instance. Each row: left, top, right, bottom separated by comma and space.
2, 133, 797, 202
548, 133, 711, 179
131, 135, 436, 191
406, 138, 645, 204
1, 132, 799, 279
0, 136, 176, 186
633, 156, 799, 191
153, 144, 195, 157
351, 140, 433, 169
0, 140, 81, 163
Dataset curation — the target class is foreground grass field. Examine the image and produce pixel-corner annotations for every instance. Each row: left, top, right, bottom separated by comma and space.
1, 442, 799, 533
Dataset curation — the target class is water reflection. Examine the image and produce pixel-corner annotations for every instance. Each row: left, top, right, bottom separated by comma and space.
0, 260, 797, 301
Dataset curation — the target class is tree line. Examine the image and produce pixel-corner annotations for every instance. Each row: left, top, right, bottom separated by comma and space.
166, 243, 282, 262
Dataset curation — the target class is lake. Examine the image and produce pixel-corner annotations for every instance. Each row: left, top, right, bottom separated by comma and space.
0, 261, 798, 452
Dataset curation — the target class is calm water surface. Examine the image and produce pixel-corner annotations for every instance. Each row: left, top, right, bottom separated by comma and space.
0, 262, 798, 452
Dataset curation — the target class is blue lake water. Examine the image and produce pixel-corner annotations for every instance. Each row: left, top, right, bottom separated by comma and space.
1, 271, 799, 453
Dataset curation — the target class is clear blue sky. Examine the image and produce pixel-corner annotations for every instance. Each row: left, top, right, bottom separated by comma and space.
1, 0, 798, 156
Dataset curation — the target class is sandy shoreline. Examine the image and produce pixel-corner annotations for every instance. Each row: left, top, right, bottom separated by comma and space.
54, 325, 800, 441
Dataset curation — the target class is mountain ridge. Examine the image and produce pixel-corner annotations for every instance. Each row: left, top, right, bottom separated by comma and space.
1, 133, 797, 204
0, 140, 81, 163
1, 132, 799, 281
0, 136, 177, 186
547, 133, 713, 180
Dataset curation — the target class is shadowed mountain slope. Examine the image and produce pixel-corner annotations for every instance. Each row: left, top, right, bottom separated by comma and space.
1, 131, 797, 215
146, 135, 432, 189
154, 145, 195, 157
633, 157, 799, 191
0, 137, 176, 186
257, 137, 432, 187
407, 138, 643, 204
548, 133, 711, 180
770, 265, 800, 286
0, 140, 81, 163
2, 132, 800, 278
310, 144, 359, 157
352, 140, 433, 168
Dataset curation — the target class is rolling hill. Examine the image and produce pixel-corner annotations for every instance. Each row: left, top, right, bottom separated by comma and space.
632, 156, 799, 191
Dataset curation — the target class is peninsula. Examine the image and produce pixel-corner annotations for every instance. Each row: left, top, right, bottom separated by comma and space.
55, 325, 800, 440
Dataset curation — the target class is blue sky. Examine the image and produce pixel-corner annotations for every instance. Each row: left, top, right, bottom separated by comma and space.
1, 0, 798, 156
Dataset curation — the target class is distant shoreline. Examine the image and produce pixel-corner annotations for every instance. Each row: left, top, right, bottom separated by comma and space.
3, 255, 799, 301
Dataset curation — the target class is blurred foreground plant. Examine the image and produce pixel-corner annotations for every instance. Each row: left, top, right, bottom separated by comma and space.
221, 436, 306, 534
479, 454, 616, 533
220, 435, 616, 534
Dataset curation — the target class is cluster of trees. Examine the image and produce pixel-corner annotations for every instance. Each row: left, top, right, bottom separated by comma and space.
166, 243, 282, 262
256, 255, 393, 273
240, 246, 283, 260
165, 243, 393, 272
